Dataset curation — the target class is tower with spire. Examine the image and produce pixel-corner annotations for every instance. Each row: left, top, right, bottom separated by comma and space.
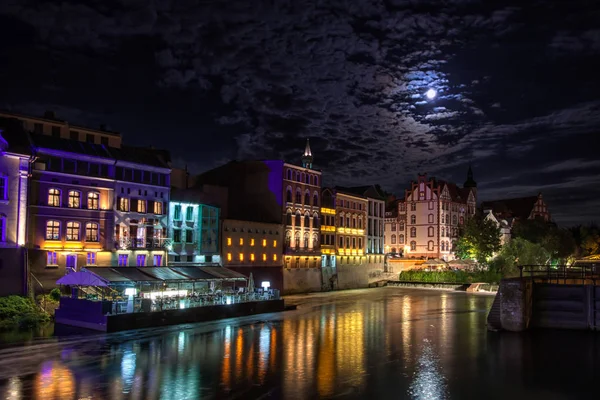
301, 138, 313, 169
463, 165, 477, 196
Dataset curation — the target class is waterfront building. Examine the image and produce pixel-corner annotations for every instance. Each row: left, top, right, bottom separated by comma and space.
167, 189, 220, 266
484, 210, 512, 245
397, 170, 477, 260
220, 219, 284, 290
329, 188, 368, 265
481, 192, 550, 223
320, 188, 337, 268
383, 201, 400, 255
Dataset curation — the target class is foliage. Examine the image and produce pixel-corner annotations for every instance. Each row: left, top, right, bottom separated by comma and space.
398, 269, 502, 284
569, 224, 600, 257
489, 237, 550, 277
49, 288, 62, 302
513, 219, 576, 263
0, 296, 51, 331
455, 215, 501, 263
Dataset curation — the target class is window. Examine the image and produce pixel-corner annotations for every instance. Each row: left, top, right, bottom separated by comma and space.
185, 206, 194, 220
339, 236, 343, 248
295, 212, 301, 226
441, 242, 446, 251
0, 175, 7, 200
273, 254, 278, 261
410, 215, 416, 224
428, 214, 433, 223
399, 222, 405, 231
186, 255, 194, 262
137, 200, 146, 213
442, 227, 445, 237
173, 205, 182, 220
46, 220, 60, 240
304, 214, 310, 227
173, 230, 181, 242
47, 251, 57, 265
34, 123, 43, 134
48, 188, 61, 207
410, 241, 416, 251
118, 254, 128, 266
304, 191, 310, 205
153, 254, 162, 266
66, 222, 80, 241
119, 197, 129, 211
239, 253, 244, 261
185, 230, 193, 243
273, 240, 277, 247
136, 254, 146, 267
227, 253, 232, 261
226, 237, 232, 246
239, 238, 244, 245
87, 192, 99, 210
51, 126, 61, 138
391, 223, 396, 231
313, 193, 318, 206
391, 235, 396, 244
428, 241, 434, 251
429, 201, 434, 210
101, 137, 109, 146
428, 226, 434, 237
250, 238, 255, 246
250, 253, 255, 261
399, 234, 405, 244
86, 252, 96, 266
86, 134, 94, 143
410, 227, 417, 238
67, 191, 81, 208
295, 189, 301, 203
411, 203, 416, 211
70, 131, 79, 140
85, 223, 99, 242
0, 217, 5, 242
452, 215, 457, 225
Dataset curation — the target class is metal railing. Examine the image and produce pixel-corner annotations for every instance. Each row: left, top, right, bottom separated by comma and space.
114, 237, 167, 250
519, 264, 600, 285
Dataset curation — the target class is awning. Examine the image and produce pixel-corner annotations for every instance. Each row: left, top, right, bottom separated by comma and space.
107, 267, 159, 282
83, 267, 132, 283
141, 267, 189, 281
57, 271, 109, 287
170, 267, 220, 280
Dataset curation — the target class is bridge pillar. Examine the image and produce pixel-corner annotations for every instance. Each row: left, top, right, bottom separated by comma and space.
499, 279, 532, 332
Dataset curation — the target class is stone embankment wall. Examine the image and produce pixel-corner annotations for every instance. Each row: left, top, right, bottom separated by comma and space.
336, 262, 384, 290
282, 268, 322, 294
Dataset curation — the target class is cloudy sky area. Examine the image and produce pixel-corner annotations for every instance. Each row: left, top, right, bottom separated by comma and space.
1, 0, 599, 226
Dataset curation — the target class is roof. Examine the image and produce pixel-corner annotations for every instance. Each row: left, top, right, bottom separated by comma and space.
480, 196, 538, 220
0, 116, 33, 156
341, 185, 386, 201
334, 186, 368, 200
30, 133, 113, 159
109, 145, 171, 169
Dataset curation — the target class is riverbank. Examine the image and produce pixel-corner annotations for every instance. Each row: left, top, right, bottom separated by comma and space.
387, 281, 498, 294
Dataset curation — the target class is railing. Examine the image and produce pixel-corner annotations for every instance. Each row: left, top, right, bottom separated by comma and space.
519, 264, 600, 285
114, 237, 168, 250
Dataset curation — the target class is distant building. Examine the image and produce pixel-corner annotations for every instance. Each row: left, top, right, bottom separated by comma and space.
397, 169, 477, 260
481, 193, 550, 223
384, 200, 401, 255
484, 210, 512, 246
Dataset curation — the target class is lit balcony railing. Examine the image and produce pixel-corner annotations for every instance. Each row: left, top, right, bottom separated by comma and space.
114, 237, 168, 250
336, 227, 365, 235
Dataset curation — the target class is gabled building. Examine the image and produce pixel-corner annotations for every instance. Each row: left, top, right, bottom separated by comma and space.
484, 210, 512, 245
481, 193, 550, 223
398, 169, 477, 260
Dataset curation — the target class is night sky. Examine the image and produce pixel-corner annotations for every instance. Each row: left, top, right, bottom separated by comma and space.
1, 0, 599, 226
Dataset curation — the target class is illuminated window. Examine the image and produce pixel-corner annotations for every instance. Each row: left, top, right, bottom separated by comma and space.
239, 253, 244, 261
239, 238, 244, 245
173, 205, 182, 220
87, 192, 99, 209
46, 220, 60, 240
227, 238, 232, 246
66, 221, 80, 241
273, 240, 277, 247
185, 206, 194, 221
262, 253, 267, 261
250, 253, 255, 261
250, 238, 255, 246
86, 252, 96, 266
118, 254, 128, 266
227, 253, 232, 261
137, 199, 146, 213
273, 254, 277, 261
154, 201, 163, 215
0, 174, 7, 201
48, 188, 61, 207
0, 217, 4, 242
85, 222, 99, 242
46, 251, 57, 265
68, 190, 81, 208
118, 197, 129, 211
262, 239, 267, 247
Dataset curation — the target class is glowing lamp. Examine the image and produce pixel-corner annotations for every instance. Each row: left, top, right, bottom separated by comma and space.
261, 281, 271, 289
124, 288, 137, 296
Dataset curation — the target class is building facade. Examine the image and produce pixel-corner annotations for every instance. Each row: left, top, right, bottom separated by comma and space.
167, 195, 220, 266
320, 188, 337, 268
334, 189, 368, 265
481, 193, 551, 223
221, 219, 284, 290
384, 201, 401, 255
397, 171, 477, 260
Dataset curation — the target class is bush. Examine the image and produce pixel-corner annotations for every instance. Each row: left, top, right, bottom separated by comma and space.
0, 295, 51, 331
398, 269, 502, 284
49, 288, 62, 302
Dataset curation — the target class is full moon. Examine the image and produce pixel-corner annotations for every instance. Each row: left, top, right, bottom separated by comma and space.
426, 88, 437, 99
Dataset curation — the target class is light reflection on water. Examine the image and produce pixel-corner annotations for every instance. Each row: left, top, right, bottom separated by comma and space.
1, 288, 600, 399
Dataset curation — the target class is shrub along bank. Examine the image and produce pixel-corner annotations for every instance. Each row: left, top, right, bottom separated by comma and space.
397, 270, 502, 284
0, 289, 60, 331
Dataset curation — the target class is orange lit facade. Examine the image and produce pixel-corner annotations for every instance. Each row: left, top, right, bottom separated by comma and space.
334, 190, 368, 264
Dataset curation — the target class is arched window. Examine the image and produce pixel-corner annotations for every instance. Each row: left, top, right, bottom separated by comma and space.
295, 211, 301, 226
85, 222, 99, 242
314, 176, 318, 186
48, 188, 61, 207
441, 227, 445, 237
313, 233, 318, 247
309, 175, 313, 185
452, 215, 457, 225
410, 241, 416, 251
286, 210, 292, 225
346, 237, 350, 248
391, 235, 396, 244
313, 192, 318, 206
304, 234, 309, 248
428, 226, 434, 237
410, 227, 416, 237
304, 213, 310, 228
296, 172, 301, 182
410, 215, 416, 224
428, 241, 434, 251
304, 190, 310, 205
66, 221, 80, 241
46, 220, 60, 240
285, 231, 291, 246
399, 222, 405, 231
295, 231, 300, 247
313, 212, 319, 228
391, 223, 396, 231
87, 192, 99, 210
358, 238, 363, 249
399, 234, 405, 244
460, 216, 464, 225
287, 169, 292, 180
68, 190, 81, 208
286, 187, 292, 203
295, 189, 302, 203
358, 218, 362, 229
301, 173, 305, 183
305, 174, 309, 184
352, 217, 356, 228
428, 214, 434, 223
441, 242, 446, 251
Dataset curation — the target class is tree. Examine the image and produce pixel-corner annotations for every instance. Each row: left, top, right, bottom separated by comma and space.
514, 219, 576, 263
455, 215, 501, 263
490, 238, 550, 277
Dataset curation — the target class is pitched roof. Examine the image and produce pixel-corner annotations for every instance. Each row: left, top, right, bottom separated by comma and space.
0, 116, 33, 156
30, 133, 112, 159
334, 186, 368, 199
343, 185, 386, 200
480, 196, 538, 220
110, 145, 171, 168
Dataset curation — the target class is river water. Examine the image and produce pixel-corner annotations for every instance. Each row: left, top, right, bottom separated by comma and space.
0, 288, 598, 399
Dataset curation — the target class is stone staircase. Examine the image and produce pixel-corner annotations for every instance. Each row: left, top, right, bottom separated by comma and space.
487, 293, 502, 331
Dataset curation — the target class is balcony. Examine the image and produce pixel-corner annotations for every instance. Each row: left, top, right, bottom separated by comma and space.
114, 237, 168, 250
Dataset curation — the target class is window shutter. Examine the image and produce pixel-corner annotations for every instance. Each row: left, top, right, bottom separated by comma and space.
132, 198, 138, 212
117, 196, 122, 210
148, 200, 155, 214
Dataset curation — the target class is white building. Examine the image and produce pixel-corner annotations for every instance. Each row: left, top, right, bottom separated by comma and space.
484, 210, 512, 246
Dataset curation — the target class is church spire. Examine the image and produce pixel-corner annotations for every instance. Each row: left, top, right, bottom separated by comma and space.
464, 165, 477, 188
302, 138, 313, 169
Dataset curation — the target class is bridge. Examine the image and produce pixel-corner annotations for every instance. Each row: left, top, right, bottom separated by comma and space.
488, 264, 600, 332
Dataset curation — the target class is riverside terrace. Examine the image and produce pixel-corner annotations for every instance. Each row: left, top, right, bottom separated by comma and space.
54, 266, 284, 332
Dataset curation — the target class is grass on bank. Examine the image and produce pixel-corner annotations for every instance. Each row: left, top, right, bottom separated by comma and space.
0, 289, 60, 331
397, 270, 502, 284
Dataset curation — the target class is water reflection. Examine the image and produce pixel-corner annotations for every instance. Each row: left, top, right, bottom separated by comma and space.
2, 289, 600, 399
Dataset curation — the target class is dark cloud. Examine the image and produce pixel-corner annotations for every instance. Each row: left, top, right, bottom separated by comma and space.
1, 0, 599, 225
